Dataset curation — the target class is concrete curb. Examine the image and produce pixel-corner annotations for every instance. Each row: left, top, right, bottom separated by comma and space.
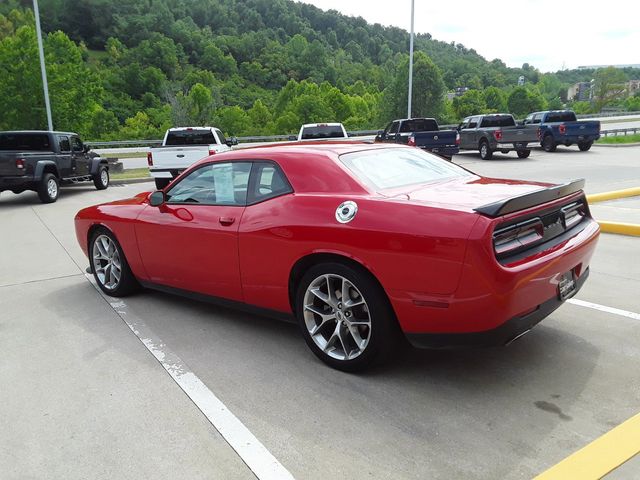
593, 142, 640, 148
587, 187, 640, 203
598, 221, 640, 237
110, 177, 153, 185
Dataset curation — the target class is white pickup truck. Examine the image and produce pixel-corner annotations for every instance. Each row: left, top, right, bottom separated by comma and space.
147, 127, 238, 189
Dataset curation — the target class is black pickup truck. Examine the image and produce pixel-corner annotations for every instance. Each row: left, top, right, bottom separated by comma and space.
458, 114, 540, 159
0, 131, 109, 203
375, 118, 459, 159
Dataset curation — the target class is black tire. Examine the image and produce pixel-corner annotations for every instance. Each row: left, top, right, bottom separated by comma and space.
517, 149, 531, 158
37, 173, 59, 203
542, 134, 557, 152
89, 228, 140, 297
295, 262, 401, 372
479, 140, 493, 160
93, 166, 109, 190
155, 178, 171, 190
578, 141, 593, 152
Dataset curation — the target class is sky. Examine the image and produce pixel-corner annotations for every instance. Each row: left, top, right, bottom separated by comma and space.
298, 0, 640, 73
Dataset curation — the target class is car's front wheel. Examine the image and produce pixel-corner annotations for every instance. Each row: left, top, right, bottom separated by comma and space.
90, 228, 139, 296
296, 262, 399, 372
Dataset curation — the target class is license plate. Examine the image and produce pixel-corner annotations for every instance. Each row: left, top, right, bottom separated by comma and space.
558, 270, 577, 300
515, 142, 527, 149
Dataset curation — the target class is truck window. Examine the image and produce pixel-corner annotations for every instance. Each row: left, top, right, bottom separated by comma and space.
300, 125, 346, 140
532, 114, 544, 124
388, 121, 400, 135
467, 118, 479, 128
58, 136, 71, 152
71, 136, 83, 152
214, 128, 226, 145
545, 111, 577, 123
480, 115, 515, 128
0, 133, 51, 151
165, 129, 217, 146
399, 119, 439, 133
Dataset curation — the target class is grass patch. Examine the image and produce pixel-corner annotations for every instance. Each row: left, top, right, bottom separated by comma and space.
111, 168, 150, 180
597, 133, 640, 144
99, 151, 148, 159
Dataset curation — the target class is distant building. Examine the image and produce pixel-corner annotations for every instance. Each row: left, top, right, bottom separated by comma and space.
454, 86, 469, 96
517, 76, 525, 86
577, 64, 640, 70
627, 79, 640, 96
568, 82, 593, 101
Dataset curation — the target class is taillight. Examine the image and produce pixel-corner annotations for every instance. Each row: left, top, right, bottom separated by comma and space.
208, 149, 216, 156
455, 132, 460, 145
407, 136, 416, 147
559, 124, 566, 135
561, 202, 586, 229
493, 130, 503, 141
15, 158, 25, 169
147, 152, 153, 166
493, 218, 544, 257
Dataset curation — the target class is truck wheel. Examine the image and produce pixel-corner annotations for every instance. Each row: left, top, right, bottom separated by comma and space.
37, 173, 59, 203
93, 166, 109, 190
479, 140, 493, 160
155, 178, 171, 190
578, 141, 593, 151
542, 134, 557, 152
517, 150, 531, 158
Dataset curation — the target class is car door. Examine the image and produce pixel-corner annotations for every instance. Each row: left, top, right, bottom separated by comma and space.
214, 128, 231, 152
70, 135, 90, 176
458, 118, 472, 148
55, 135, 73, 176
135, 161, 252, 301
388, 121, 400, 143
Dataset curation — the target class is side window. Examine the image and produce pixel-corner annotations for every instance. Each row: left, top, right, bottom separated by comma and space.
533, 113, 544, 124
58, 136, 70, 152
388, 121, 400, 135
248, 162, 293, 204
468, 117, 479, 128
382, 122, 393, 136
71, 136, 83, 152
459, 119, 470, 130
166, 162, 251, 206
214, 129, 225, 145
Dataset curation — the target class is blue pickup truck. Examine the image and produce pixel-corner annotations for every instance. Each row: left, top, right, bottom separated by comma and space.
523, 110, 600, 152
375, 118, 459, 160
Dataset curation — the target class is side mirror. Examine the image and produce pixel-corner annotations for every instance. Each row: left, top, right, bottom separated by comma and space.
149, 190, 165, 207
226, 137, 238, 147
288, 135, 297, 141
83, 144, 91, 153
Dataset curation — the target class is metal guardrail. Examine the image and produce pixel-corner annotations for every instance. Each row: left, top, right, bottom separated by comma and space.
601, 127, 639, 137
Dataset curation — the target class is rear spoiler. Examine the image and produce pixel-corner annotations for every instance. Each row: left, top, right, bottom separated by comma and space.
474, 179, 585, 217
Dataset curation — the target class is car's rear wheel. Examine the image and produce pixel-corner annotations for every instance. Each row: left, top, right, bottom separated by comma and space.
155, 178, 171, 190
37, 173, 59, 203
479, 140, 493, 160
517, 149, 531, 158
93, 166, 109, 190
90, 228, 139, 296
542, 134, 557, 152
296, 262, 399, 372
578, 141, 593, 151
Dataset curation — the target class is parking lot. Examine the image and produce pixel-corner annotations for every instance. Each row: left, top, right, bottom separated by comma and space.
1, 145, 639, 479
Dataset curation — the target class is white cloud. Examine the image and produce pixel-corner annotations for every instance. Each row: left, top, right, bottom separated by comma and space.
298, 0, 640, 72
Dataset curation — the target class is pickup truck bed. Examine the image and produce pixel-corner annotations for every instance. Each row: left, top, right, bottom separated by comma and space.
376, 118, 459, 159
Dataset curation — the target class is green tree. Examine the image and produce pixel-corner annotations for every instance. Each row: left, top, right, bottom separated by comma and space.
452, 90, 487, 119
483, 86, 507, 112
507, 86, 546, 118
593, 67, 628, 112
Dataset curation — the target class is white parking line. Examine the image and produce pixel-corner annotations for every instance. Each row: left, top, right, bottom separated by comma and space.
85, 275, 295, 480
568, 298, 640, 321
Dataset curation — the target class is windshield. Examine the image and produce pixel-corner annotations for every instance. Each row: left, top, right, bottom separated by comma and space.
301, 125, 346, 139
0, 133, 52, 151
340, 148, 470, 190
165, 129, 217, 146
480, 115, 515, 128
545, 111, 577, 123
399, 119, 439, 133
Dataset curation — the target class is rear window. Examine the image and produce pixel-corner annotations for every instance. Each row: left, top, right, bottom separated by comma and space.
480, 115, 516, 128
340, 148, 470, 190
399, 119, 439, 133
165, 129, 217, 146
0, 133, 51, 151
545, 111, 577, 123
301, 125, 346, 140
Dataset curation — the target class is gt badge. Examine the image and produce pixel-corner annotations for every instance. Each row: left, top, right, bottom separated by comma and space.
336, 201, 358, 223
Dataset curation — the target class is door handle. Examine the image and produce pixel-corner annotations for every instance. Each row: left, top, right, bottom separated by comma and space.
219, 216, 235, 226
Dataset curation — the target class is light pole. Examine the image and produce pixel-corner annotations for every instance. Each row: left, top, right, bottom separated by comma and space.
33, 0, 53, 131
407, 0, 415, 119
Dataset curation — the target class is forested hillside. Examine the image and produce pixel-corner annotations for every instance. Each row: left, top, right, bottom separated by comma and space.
1, 0, 639, 140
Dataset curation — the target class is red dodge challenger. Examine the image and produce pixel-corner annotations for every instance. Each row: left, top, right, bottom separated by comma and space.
75, 143, 599, 371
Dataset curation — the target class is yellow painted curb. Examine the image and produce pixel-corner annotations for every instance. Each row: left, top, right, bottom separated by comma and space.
587, 187, 640, 203
598, 221, 640, 236
534, 412, 640, 480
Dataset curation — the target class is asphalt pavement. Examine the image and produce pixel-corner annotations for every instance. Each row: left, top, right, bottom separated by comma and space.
1, 147, 639, 479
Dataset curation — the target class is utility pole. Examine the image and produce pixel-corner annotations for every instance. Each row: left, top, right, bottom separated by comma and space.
407, 0, 415, 119
33, 0, 53, 131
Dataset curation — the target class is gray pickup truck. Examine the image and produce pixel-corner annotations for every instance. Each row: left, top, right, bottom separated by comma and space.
0, 131, 109, 203
458, 114, 540, 159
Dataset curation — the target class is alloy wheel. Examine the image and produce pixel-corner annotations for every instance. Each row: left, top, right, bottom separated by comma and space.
92, 234, 122, 290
